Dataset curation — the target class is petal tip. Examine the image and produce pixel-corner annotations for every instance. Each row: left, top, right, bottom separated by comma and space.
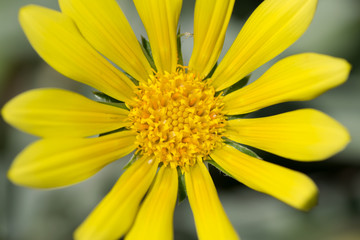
321, 115, 351, 160
299, 186, 318, 211
343, 59, 352, 75
333, 57, 352, 84
1, 103, 9, 123
7, 165, 24, 187
337, 125, 351, 153
7, 168, 15, 183
1, 99, 17, 127
19, 4, 37, 13
19, 4, 46, 20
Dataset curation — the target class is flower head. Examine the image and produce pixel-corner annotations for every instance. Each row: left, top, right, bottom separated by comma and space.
128, 68, 226, 171
2, 0, 351, 239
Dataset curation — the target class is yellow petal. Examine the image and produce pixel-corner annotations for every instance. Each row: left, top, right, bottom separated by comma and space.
59, 0, 152, 82
189, 0, 235, 78
185, 163, 239, 240
211, 0, 317, 91
19, 5, 136, 103
2, 88, 129, 137
133, 0, 182, 73
125, 166, 178, 240
210, 144, 318, 211
74, 155, 158, 240
224, 53, 351, 115
7, 131, 136, 188
225, 109, 350, 161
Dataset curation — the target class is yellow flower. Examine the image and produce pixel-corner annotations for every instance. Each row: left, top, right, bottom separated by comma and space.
2, 0, 351, 239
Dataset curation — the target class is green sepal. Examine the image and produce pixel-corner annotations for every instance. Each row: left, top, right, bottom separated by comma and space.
123, 151, 141, 170
93, 91, 122, 103
123, 71, 139, 86
225, 114, 247, 121
99, 127, 127, 137
93, 91, 129, 110
224, 138, 262, 160
176, 27, 184, 66
177, 167, 187, 204
221, 75, 251, 120
205, 62, 218, 80
207, 159, 234, 178
140, 35, 157, 71
222, 75, 251, 96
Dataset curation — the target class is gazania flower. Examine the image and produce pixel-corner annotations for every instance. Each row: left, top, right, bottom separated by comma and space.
2, 0, 350, 239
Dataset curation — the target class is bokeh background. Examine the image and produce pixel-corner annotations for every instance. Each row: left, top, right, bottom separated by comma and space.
1, 0, 359, 239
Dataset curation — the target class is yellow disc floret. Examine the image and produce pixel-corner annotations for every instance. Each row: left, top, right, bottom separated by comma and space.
128, 68, 225, 171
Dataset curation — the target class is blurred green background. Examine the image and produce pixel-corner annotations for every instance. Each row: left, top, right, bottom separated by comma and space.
1, 0, 359, 239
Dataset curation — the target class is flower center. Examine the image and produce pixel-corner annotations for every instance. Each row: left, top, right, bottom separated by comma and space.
128, 68, 225, 171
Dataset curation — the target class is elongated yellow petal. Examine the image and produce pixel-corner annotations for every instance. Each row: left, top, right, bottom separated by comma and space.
2, 88, 129, 137
211, 0, 317, 91
224, 53, 351, 115
74, 155, 158, 240
133, 0, 182, 73
19, 5, 135, 103
189, 0, 235, 78
185, 163, 239, 240
225, 109, 350, 161
126, 166, 178, 240
211, 144, 318, 211
59, 0, 152, 82
8, 131, 136, 188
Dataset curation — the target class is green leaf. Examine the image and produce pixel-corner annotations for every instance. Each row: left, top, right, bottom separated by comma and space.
177, 167, 187, 204
123, 151, 141, 170
140, 35, 157, 71
222, 75, 251, 96
176, 27, 184, 66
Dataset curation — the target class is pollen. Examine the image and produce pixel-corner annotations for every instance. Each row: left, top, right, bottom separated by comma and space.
128, 68, 226, 171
